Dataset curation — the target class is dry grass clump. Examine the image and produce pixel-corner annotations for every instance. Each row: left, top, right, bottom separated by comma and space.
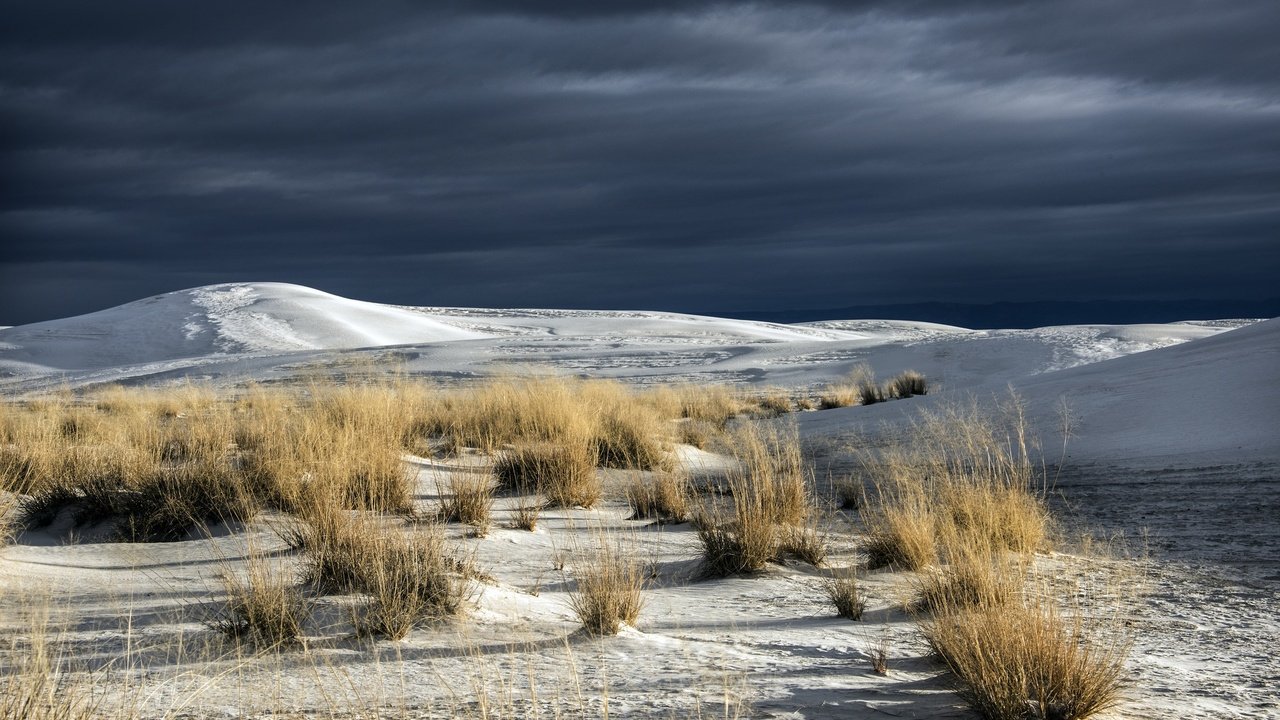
696, 421, 817, 576
860, 397, 1051, 570
823, 574, 865, 620
208, 554, 308, 648
509, 492, 542, 531
567, 539, 647, 636
695, 491, 779, 577
353, 527, 474, 640
751, 389, 793, 418
921, 599, 1127, 720
913, 547, 1021, 613
676, 419, 717, 449
494, 442, 600, 508
592, 409, 671, 471
671, 384, 746, 429
436, 473, 494, 534
819, 366, 927, 409
818, 365, 876, 409
779, 523, 827, 566
624, 471, 691, 522
887, 370, 927, 398
286, 510, 473, 639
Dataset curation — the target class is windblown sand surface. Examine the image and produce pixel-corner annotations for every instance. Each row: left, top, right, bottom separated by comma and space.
2, 283, 1276, 718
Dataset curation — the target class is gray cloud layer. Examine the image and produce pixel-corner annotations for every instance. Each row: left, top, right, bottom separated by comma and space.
3, 1, 1278, 323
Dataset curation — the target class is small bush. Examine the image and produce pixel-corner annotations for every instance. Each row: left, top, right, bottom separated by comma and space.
208, 557, 308, 648
888, 370, 927, 398
509, 490, 542, 531
494, 443, 600, 508
352, 526, 474, 640
437, 473, 493, 535
921, 601, 1127, 720
567, 541, 647, 636
780, 523, 828, 566
913, 550, 1019, 613
824, 575, 865, 620
624, 472, 690, 522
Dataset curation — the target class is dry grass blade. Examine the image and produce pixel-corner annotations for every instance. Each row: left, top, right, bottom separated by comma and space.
624, 471, 691, 523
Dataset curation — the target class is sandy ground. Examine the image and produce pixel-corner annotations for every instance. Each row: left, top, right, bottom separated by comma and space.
2, 283, 1277, 718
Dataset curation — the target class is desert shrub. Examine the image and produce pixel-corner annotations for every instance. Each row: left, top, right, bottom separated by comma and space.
624, 471, 691, 522
888, 370, 927, 398
779, 523, 828, 566
494, 442, 600, 508
436, 473, 494, 535
824, 574, 865, 620
921, 600, 1127, 720
819, 365, 877, 409
593, 410, 670, 471
913, 547, 1020, 613
567, 540, 647, 636
752, 390, 793, 418
508, 488, 542, 531
208, 556, 308, 647
352, 526, 474, 640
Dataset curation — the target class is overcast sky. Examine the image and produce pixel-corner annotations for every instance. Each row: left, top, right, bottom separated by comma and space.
2, 0, 1278, 325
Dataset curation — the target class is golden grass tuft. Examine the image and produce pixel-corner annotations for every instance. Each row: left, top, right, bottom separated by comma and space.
494, 442, 600, 508
208, 554, 308, 648
352, 526, 474, 640
696, 420, 818, 577
436, 473, 494, 535
567, 539, 647, 636
859, 396, 1051, 570
921, 599, 1127, 720
624, 470, 691, 522
823, 574, 865, 620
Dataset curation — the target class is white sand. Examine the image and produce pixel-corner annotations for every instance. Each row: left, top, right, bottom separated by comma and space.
2, 283, 1276, 718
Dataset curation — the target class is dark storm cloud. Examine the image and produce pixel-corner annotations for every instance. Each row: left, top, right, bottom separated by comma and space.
2, 0, 1278, 324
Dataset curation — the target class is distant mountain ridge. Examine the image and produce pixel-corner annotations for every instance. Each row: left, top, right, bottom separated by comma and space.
718, 298, 1280, 329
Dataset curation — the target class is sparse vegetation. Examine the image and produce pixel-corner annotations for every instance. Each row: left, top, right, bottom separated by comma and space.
625, 470, 691, 522
437, 473, 494, 535
208, 554, 308, 648
0, 378, 1130, 719
824, 574, 865, 620
567, 539, 647, 636
921, 598, 1127, 720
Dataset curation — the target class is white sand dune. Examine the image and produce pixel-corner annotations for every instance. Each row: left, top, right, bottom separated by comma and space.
1, 284, 1276, 718
0, 282, 487, 372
